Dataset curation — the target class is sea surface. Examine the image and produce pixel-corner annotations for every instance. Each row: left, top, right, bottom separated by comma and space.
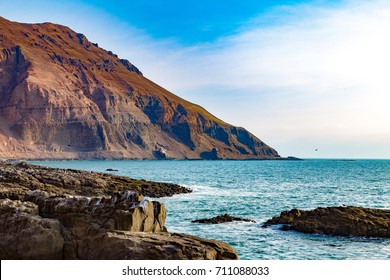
30, 159, 390, 260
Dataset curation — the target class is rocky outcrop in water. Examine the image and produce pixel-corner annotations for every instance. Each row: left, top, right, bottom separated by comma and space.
0, 16, 280, 160
192, 214, 256, 224
0, 162, 238, 259
263, 206, 390, 238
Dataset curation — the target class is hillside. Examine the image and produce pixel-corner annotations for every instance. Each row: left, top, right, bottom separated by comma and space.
0, 16, 280, 159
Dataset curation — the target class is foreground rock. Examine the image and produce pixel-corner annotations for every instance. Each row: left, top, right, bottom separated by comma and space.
77, 232, 238, 260
263, 206, 390, 238
192, 214, 256, 224
0, 162, 238, 259
0, 199, 64, 259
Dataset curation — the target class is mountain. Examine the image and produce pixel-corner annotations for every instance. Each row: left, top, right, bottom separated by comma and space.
0, 16, 280, 160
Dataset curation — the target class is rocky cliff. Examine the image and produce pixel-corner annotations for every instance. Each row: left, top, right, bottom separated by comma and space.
0, 16, 279, 160
0, 161, 238, 259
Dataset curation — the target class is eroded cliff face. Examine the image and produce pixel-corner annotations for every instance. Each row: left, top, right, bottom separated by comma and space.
0, 16, 279, 159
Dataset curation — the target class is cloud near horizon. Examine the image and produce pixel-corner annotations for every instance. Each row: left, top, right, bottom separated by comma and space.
122, 0, 390, 158
2, 0, 390, 158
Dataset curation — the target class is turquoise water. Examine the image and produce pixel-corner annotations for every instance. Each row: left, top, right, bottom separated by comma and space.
30, 159, 390, 260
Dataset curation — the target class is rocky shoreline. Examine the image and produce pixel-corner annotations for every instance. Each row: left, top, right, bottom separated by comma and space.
2, 161, 388, 259
0, 161, 238, 259
1, 161, 192, 198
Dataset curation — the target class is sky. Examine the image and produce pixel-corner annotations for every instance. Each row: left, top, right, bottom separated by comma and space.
1, 0, 390, 158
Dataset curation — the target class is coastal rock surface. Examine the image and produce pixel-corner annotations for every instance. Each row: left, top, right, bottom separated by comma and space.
263, 206, 390, 238
0, 161, 191, 198
0, 162, 238, 259
0, 199, 64, 259
192, 214, 256, 224
0, 16, 279, 160
77, 232, 238, 260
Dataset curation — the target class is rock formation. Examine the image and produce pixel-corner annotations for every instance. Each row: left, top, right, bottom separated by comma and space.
192, 214, 256, 224
0, 198, 64, 259
263, 206, 390, 238
0, 162, 238, 259
0, 16, 279, 160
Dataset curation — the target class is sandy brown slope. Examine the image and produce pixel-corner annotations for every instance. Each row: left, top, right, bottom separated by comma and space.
0, 16, 280, 159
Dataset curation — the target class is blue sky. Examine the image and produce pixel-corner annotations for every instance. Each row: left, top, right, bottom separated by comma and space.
1, 0, 390, 158
76, 0, 316, 44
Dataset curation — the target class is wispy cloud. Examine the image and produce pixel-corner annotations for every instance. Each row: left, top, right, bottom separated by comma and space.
119, 0, 390, 158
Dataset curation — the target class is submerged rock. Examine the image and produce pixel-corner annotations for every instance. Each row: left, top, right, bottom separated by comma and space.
106, 168, 119, 172
263, 206, 390, 238
192, 214, 256, 224
0, 162, 238, 260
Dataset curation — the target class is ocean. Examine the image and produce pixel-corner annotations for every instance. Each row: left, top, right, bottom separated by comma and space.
30, 159, 390, 260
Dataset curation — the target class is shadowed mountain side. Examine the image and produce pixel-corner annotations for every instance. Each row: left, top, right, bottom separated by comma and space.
0, 16, 280, 160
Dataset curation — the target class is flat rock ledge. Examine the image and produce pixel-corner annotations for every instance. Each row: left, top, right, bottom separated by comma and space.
0, 162, 237, 260
262, 206, 390, 238
0, 161, 191, 197
192, 214, 256, 224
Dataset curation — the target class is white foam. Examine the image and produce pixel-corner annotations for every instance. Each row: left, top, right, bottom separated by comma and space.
122, 191, 135, 201
139, 200, 148, 207
84, 197, 92, 205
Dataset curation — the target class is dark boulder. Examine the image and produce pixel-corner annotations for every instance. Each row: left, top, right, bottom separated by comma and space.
192, 214, 256, 224
105, 168, 118, 172
200, 148, 220, 160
